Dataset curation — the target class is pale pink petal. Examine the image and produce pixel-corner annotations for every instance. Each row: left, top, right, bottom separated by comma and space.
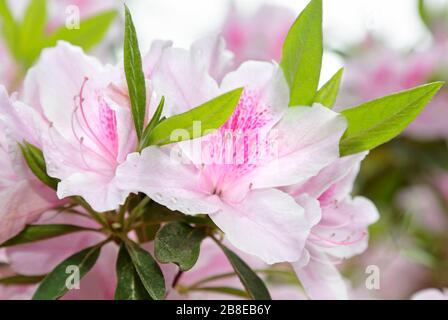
314, 197, 379, 259
246, 104, 347, 189
287, 153, 367, 200
219, 61, 289, 128
23, 41, 103, 139
210, 189, 318, 264
191, 35, 234, 82
151, 37, 222, 116
292, 245, 348, 300
116, 147, 221, 215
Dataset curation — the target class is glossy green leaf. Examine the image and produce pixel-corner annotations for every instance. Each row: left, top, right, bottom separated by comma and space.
140, 96, 165, 150
216, 241, 271, 300
155, 222, 206, 271
0, 274, 45, 285
124, 241, 165, 300
1, 224, 95, 247
281, 0, 323, 106
147, 88, 243, 146
314, 68, 343, 108
115, 244, 152, 300
19, 142, 59, 190
340, 82, 444, 156
124, 5, 146, 141
33, 244, 102, 300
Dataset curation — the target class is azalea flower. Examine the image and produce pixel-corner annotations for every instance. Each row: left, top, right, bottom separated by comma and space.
117, 36, 348, 265
21, 41, 154, 212
286, 153, 379, 299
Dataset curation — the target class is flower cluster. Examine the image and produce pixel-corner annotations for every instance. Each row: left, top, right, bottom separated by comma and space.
0, 0, 443, 300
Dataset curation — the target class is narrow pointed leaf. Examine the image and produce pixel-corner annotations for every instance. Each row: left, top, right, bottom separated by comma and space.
155, 222, 206, 271
124, 241, 165, 300
340, 82, 444, 156
33, 244, 103, 300
147, 88, 243, 146
115, 244, 152, 300
1, 224, 95, 247
19, 142, 59, 189
216, 242, 271, 300
281, 0, 323, 106
124, 5, 146, 141
314, 68, 344, 108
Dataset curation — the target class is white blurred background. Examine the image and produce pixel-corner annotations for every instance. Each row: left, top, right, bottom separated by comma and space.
126, 0, 433, 83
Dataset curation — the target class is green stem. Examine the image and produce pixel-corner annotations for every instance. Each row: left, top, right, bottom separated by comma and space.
72, 197, 109, 229
188, 269, 297, 290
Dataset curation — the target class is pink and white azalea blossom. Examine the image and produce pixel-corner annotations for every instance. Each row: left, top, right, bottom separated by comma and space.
22, 41, 151, 212
0, 87, 60, 244
286, 153, 379, 299
117, 37, 347, 265
222, 5, 296, 67
411, 288, 448, 300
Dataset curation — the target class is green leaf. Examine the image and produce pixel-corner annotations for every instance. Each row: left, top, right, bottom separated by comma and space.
281, 0, 323, 106
314, 68, 344, 108
147, 88, 243, 146
340, 82, 444, 156
19, 142, 59, 190
124, 241, 165, 300
1, 224, 95, 247
124, 5, 146, 141
0, 0, 19, 58
140, 96, 165, 150
0, 274, 45, 285
115, 244, 152, 300
215, 241, 271, 300
44, 10, 117, 52
19, 0, 47, 66
155, 222, 206, 271
33, 243, 103, 300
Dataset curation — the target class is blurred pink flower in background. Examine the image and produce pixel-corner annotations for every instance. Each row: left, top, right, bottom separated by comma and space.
221, 4, 295, 67
340, 36, 448, 140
